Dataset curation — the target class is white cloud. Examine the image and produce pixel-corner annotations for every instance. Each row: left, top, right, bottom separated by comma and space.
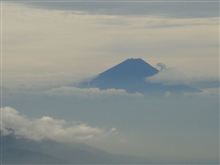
147, 68, 188, 85
0, 107, 116, 143
46, 86, 143, 98
146, 67, 219, 87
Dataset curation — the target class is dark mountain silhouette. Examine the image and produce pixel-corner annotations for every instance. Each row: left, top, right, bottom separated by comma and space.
1, 134, 217, 164
80, 58, 199, 93
1, 134, 148, 164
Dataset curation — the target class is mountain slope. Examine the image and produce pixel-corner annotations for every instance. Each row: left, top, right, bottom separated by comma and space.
1, 134, 147, 164
95, 58, 159, 82
80, 58, 199, 93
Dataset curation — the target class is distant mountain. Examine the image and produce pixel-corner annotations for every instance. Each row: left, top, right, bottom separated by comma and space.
1, 135, 66, 164
1, 134, 147, 164
2, 134, 217, 164
80, 58, 199, 93
3, 148, 65, 164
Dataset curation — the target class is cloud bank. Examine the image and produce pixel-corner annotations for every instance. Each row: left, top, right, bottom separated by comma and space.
1, 107, 117, 143
46, 86, 143, 98
146, 67, 219, 88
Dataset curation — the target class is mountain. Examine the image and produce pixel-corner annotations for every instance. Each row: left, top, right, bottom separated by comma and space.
2, 134, 217, 164
80, 58, 199, 93
1, 134, 147, 164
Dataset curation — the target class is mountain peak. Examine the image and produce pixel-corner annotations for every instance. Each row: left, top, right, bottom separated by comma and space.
125, 58, 144, 61
121, 58, 149, 65
80, 58, 159, 91
79, 58, 199, 93
99, 58, 158, 78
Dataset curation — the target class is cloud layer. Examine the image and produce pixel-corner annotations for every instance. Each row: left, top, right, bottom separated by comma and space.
1, 107, 116, 143
147, 67, 219, 88
4, 3, 219, 89
7, 0, 219, 18
46, 86, 143, 98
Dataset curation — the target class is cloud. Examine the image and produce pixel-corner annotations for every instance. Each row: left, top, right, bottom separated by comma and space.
1, 107, 116, 143
183, 87, 220, 97
147, 67, 188, 85
146, 67, 219, 88
4, 3, 218, 90
156, 63, 167, 71
6, 0, 219, 18
45, 86, 143, 98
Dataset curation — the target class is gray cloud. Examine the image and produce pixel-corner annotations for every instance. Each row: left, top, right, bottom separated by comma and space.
156, 63, 167, 71
5, 0, 219, 18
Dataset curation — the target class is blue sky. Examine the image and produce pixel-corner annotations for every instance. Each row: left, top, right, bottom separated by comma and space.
1, 0, 220, 163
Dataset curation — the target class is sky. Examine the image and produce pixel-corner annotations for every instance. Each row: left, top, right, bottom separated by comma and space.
1, 0, 220, 163
3, 0, 219, 88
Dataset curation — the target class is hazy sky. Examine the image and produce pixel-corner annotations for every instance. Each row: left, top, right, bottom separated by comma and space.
2, 1, 219, 88
1, 0, 220, 163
